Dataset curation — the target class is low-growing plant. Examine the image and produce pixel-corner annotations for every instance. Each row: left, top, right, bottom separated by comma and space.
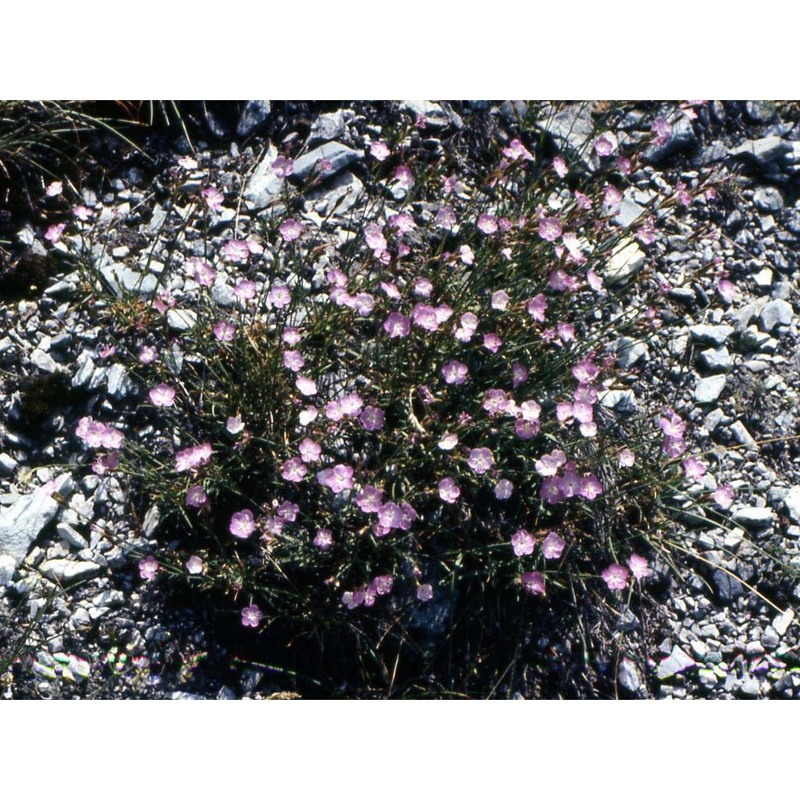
39, 101, 759, 697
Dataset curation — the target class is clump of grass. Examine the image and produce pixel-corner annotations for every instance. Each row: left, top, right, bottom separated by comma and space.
43, 101, 746, 696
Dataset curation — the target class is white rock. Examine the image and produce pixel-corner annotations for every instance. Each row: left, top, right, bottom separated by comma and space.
657, 646, 696, 680
0, 554, 17, 586
784, 486, 800, 524
0, 474, 74, 564
732, 506, 775, 528
167, 309, 198, 331
694, 375, 726, 404
689, 324, 734, 346
773, 608, 795, 637
603, 239, 646, 285
40, 559, 102, 583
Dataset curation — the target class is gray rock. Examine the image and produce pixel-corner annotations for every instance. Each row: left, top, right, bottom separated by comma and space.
744, 101, 777, 124
694, 375, 726, 404
699, 347, 732, 372
71, 354, 96, 388
292, 142, 363, 182
0, 475, 74, 563
711, 569, 744, 604
546, 104, 596, 166
760, 626, 780, 650
400, 101, 462, 130
617, 657, 644, 696
643, 116, 697, 164
30, 348, 60, 374
598, 389, 638, 413
689, 323, 734, 346
40, 559, 102, 584
738, 677, 761, 698
752, 267, 773, 288
759, 299, 793, 332
613, 195, 646, 229
729, 420, 757, 451
772, 608, 795, 637
732, 506, 775, 528
784, 486, 800, 524
729, 136, 792, 167
242, 144, 284, 210
236, 101, 271, 137
615, 337, 649, 369
166, 309, 198, 331
603, 239, 646, 285
56, 522, 89, 549
105, 363, 133, 400
0, 453, 18, 476
99, 264, 158, 297
0, 554, 17, 586
210, 282, 237, 308
657, 645, 696, 680
307, 109, 354, 147
306, 170, 364, 218
753, 186, 784, 212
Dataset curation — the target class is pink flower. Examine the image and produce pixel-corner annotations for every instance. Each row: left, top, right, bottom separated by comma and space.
467, 447, 494, 475
281, 457, 308, 482
659, 411, 686, 439
226, 416, 245, 435
438, 433, 458, 450
389, 213, 416, 234
279, 218, 303, 242
618, 448, 636, 468
542, 532, 566, 559
234, 279, 257, 301
213, 320, 236, 342
230, 509, 256, 539
201, 187, 224, 212
44, 223, 66, 244
512, 363, 528, 388
652, 117, 671, 146
511, 529, 535, 557
682, 456, 707, 483
522, 572, 546, 596
139, 345, 158, 365
442, 360, 469, 385
267, 283, 291, 309
572, 357, 599, 384
98, 344, 116, 359
477, 214, 498, 235
185, 555, 204, 574
45, 181, 63, 197
174, 442, 212, 473
283, 350, 304, 372
295, 375, 317, 396
417, 584, 434, 602
503, 139, 534, 161
370, 141, 391, 161
717, 279, 737, 304
663, 436, 687, 458
384, 312, 411, 338
356, 484, 384, 513
616, 156, 632, 176
483, 333, 502, 353
602, 184, 622, 213
494, 479, 514, 500
185, 485, 208, 508
628, 554, 651, 580
393, 165, 414, 189
359, 406, 384, 431
552, 156, 568, 178
526, 294, 548, 322
93, 451, 120, 476
370, 574, 394, 596
714, 483, 735, 510
271, 155, 294, 178
438, 477, 461, 504
595, 135, 614, 156
313, 529, 333, 551
435, 206, 456, 228
574, 190, 593, 210
538, 217, 562, 242
318, 464, 354, 493
602, 563, 630, 592
491, 290, 510, 310
298, 438, 321, 463
579, 474, 603, 500
72, 205, 93, 221
241, 604, 263, 628
535, 449, 566, 478
139, 556, 159, 581
149, 383, 176, 407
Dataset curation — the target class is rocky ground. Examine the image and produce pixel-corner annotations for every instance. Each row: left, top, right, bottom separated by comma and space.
2, 100, 800, 699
